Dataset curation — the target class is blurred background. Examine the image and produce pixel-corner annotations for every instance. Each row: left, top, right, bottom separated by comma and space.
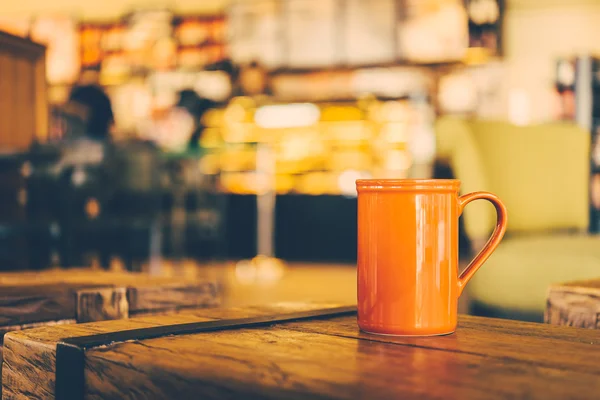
0, 0, 599, 321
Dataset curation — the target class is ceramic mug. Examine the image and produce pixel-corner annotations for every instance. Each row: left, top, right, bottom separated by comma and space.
356, 179, 507, 336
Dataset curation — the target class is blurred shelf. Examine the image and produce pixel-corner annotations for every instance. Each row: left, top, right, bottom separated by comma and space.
272, 95, 417, 104
269, 60, 464, 76
0, 30, 45, 54
178, 41, 227, 51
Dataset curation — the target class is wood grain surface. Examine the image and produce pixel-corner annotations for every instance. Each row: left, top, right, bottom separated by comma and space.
0, 268, 220, 327
76, 288, 128, 324
2, 303, 336, 400
545, 279, 600, 329
0, 283, 112, 327
126, 282, 219, 314
0, 32, 47, 149
0, 319, 75, 399
4, 303, 600, 400
0, 267, 220, 398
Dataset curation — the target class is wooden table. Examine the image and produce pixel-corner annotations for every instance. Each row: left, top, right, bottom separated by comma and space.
0, 267, 219, 328
4, 302, 600, 400
0, 266, 220, 395
145, 259, 473, 312
546, 278, 600, 329
140, 259, 358, 308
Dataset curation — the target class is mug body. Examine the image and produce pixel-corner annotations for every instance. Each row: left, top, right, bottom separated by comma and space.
357, 179, 461, 336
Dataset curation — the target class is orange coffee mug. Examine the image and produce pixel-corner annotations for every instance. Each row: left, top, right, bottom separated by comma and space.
356, 179, 507, 336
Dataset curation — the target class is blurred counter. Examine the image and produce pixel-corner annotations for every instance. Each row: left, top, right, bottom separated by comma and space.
224, 194, 357, 262
156, 95, 435, 263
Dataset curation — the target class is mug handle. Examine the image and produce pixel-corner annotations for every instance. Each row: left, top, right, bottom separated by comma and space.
457, 192, 508, 296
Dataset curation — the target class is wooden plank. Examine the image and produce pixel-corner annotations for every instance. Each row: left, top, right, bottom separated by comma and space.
126, 281, 220, 314
0, 319, 75, 345
54, 307, 356, 399
76, 288, 128, 323
0, 268, 220, 397
0, 283, 114, 327
2, 303, 338, 400
0, 52, 11, 148
13, 55, 34, 150
556, 278, 600, 290
0, 52, 15, 149
0, 268, 189, 286
0, 32, 45, 59
286, 314, 600, 374
33, 49, 47, 141
0, 269, 221, 326
4, 302, 341, 346
79, 324, 600, 400
4, 303, 600, 399
0, 32, 45, 148
0, 269, 129, 286
545, 279, 600, 329
0, 319, 74, 399
0, 269, 218, 290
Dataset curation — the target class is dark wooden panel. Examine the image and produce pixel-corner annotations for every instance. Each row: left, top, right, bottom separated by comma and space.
0, 32, 46, 149
33, 49, 47, 140
0, 53, 16, 149
13, 56, 35, 150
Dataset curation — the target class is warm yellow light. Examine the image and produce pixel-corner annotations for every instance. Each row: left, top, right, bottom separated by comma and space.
378, 101, 412, 122
320, 105, 363, 121
199, 128, 222, 148
337, 170, 371, 197
381, 122, 409, 143
199, 154, 220, 175
235, 256, 286, 285
235, 259, 257, 284
384, 150, 413, 171
224, 104, 246, 123
255, 103, 320, 129
463, 47, 491, 65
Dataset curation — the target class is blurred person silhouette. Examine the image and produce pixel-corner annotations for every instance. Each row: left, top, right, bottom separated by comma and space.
174, 89, 217, 152
48, 85, 116, 173
53, 85, 114, 141
164, 90, 221, 262
232, 61, 273, 98
68, 84, 115, 140
33, 85, 119, 269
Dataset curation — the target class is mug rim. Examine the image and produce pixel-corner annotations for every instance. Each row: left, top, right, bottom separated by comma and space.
356, 179, 461, 192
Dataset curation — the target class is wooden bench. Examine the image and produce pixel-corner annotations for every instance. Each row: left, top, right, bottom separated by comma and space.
3, 302, 600, 399
0, 267, 220, 393
545, 278, 600, 329
0, 268, 220, 327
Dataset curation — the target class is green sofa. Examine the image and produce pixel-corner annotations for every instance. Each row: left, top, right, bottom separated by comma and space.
435, 116, 599, 321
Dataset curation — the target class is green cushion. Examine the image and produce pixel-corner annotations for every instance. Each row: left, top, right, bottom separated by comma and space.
469, 120, 589, 234
467, 234, 600, 314
435, 117, 495, 238
435, 117, 590, 238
